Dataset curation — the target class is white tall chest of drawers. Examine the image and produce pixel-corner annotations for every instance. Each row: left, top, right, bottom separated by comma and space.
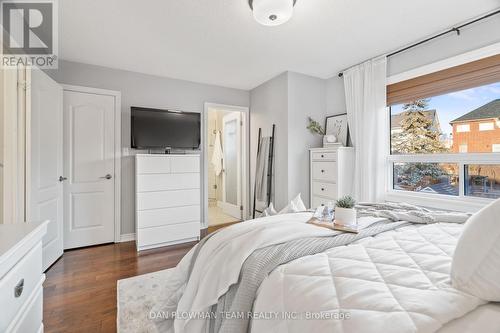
309, 147, 355, 208
135, 154, 201, 251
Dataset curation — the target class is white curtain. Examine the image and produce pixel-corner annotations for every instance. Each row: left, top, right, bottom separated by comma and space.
344, 56, 388, 202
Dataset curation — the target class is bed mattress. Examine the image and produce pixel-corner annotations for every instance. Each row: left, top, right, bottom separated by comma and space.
251, 223, 486, 333
437, 303, 500, 333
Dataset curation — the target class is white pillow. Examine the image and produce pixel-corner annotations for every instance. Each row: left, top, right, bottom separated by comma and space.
278, 201, 298, 215
292, 193, 307, 212
451, 198, 500, 301
278, 193, 307, 214
260, 203, 277, 217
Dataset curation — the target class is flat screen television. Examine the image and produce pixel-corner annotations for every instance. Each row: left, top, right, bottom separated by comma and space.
131, 107, 200, 149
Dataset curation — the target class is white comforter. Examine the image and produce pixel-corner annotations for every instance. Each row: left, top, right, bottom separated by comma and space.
251, 223, 486, 333
164, 212, 374, 333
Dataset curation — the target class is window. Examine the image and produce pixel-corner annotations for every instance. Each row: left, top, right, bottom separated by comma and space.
479, 122, 495, 131
390, 81, 500, 155
393, 162, 458, 196
465, 165, 500, 199
388, 55, 500, 203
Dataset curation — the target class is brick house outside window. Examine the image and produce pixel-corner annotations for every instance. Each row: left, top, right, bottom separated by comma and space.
450, 99, 500, 153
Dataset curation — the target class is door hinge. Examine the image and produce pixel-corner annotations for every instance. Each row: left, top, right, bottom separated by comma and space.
18, 80, 28, 91
213, 184, 217, 189
240, 205, 243, 211
240, 120, 243, 126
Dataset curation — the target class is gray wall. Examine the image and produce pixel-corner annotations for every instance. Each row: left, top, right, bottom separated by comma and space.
249, 71, 328, 210
287, 72, 326, 206
47, 60, 249, 235
326, 15, 500, 110
388, 15, 500, 77
249, 72, 289, 210
326, 76, 346, 115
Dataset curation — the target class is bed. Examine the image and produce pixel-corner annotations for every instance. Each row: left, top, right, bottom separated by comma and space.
118, 205, 500, 333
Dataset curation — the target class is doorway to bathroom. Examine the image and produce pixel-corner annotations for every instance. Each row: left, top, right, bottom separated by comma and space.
204, 104, 248, 229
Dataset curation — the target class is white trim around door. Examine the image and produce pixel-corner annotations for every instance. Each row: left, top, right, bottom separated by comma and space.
61, 85, 122, 243
203, 103, 249, 229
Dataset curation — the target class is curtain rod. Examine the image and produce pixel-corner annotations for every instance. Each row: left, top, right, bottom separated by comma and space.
337, 9, 500, 78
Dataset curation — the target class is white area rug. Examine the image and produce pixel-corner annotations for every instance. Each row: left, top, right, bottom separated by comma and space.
117, 268, 175, 333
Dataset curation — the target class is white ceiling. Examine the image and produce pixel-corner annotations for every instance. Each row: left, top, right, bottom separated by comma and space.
60, 0, 499, 90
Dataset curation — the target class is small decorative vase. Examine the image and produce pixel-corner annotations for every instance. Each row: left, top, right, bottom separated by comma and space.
334, 207, 357, 226
323, 135, 337, 147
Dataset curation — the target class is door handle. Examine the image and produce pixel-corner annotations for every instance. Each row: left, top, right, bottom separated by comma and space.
100, 174, 112, 180
59, 176, 67, 182
14, 279, 24, 298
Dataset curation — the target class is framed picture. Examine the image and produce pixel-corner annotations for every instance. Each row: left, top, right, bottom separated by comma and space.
325, 113, 349, 146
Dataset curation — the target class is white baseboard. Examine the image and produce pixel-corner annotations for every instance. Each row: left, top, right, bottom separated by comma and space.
119, 233, 136, 242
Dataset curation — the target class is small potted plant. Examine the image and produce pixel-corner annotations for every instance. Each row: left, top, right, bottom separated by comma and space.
334, 195, 357, 226
307, 117, 325, 136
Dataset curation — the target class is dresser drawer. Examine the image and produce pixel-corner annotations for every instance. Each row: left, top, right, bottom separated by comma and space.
171, 155, 200, 173
136, 156, 171, 174
312, 162, 337, 182
311, 196, 335, 208
312, 182, 338, 198
0, 242, 42, 332
136, 173, 200, 192
137, 221, 200, 248
311, 152, 336, 161
137, 189, 200, 210
8, 285, 43, 333
137, 205, 200, 228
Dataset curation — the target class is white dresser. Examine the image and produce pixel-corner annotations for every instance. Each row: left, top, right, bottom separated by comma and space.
309, 147, 355, 208
0, 221, 48, 333
135, 154, 201, 251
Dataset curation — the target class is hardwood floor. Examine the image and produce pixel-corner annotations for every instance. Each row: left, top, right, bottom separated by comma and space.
207, 221, 240, 234
43, 241, 196, 333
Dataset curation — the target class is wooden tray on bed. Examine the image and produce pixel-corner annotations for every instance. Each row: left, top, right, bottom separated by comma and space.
307, 218, 360, 233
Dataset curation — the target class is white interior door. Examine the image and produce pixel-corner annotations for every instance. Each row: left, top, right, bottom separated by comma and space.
28, 68, 64, 271
221, 112, 242, 219
63, 90, 115, 249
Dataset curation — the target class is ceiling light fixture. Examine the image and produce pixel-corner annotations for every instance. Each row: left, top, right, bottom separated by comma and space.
249, 0, 297, 26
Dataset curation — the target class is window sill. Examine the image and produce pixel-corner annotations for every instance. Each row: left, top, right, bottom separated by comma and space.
385, 190, 491, 213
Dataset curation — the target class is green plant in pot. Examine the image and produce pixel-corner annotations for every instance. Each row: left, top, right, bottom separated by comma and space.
335, 195, 357, 226
307, 117, 325, 136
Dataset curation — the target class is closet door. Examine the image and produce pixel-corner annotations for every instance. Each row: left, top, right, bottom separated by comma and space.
63, 89, 115, 249
27, 68, 64, 271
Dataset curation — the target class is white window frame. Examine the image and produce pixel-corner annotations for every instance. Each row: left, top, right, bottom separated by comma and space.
387, 153, 500, 212
386, 43, 500, 213
479, 122, 494, 131
456, 124, 470, 132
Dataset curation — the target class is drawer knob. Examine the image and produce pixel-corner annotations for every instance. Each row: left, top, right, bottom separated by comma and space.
321, 170, 325, 173
14, 279, 24, 298
321, 188, 325, 191
321, 154, 324, 158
